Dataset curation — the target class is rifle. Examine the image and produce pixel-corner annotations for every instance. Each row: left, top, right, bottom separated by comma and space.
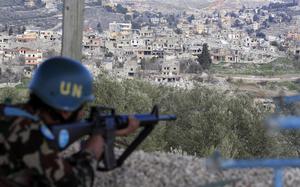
42, 105, 176, 171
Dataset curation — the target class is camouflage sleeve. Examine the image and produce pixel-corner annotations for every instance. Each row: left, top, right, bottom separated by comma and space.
7, 122, 98, 187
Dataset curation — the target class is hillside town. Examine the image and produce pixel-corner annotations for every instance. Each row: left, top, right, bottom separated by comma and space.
2, 1, 300, 187
0, 0, 299, 88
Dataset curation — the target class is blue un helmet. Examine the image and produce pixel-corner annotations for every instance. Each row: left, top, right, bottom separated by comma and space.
29, 57, 94, 112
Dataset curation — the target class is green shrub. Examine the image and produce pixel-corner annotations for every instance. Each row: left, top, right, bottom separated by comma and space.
93, 77, 273, 158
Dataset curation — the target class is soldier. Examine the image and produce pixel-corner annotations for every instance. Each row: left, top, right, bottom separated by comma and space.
0, 57, 139, 187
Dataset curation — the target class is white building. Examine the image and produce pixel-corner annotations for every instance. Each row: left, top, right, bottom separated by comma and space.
0, 35, 11, 50
161, 59, 180, 76
43, 0, 57, 9
24, 50, 43, 65
109, 22, 132, 35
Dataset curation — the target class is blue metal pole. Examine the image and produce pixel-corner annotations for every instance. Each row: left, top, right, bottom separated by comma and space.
274, 169, 283, 187
220, 158, 300, 169
266, 116, 300, 129
281, 95, 300, 104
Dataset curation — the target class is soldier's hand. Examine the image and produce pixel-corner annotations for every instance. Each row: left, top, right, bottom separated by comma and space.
115, 116, 140, 136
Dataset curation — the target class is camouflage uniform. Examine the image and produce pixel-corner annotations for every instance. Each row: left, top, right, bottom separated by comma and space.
0, 104, 97, 187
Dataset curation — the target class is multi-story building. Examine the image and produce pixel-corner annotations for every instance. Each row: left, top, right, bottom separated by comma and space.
131, 36, 145, 48
40, 30, 60, 41
16, 32, 38, 42
287, 31, 300, 41
24, 0, 36, 7
83, 34, 101, 50
161, 61, 180, 76
25, 50, 43, 65
0, 35, 11, 50
243, 36, 259, 48
23, 67, 34, 78
253, 22, 260, 31
2, 49, 16, 62
154, 58, 181, 83
295, 44, 300, 56
140, 26, 154, 38
17, 48, 43, 65
44, 0, 57, 9
109, 22, 132, 36
210, 48, 240, 63
123, 59, 140, 77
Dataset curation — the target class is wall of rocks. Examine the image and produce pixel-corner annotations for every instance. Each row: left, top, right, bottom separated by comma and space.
95, 151, 300, 187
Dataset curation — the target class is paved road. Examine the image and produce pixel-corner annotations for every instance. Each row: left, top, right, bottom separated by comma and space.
0, 82, 21, 88
216, 74, 300, 83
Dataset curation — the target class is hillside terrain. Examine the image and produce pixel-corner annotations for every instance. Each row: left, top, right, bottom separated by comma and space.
0, 1, 124, 30
143, 0, 272, 10
0, 0, 276, 29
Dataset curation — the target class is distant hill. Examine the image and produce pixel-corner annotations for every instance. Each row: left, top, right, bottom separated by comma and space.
0, 0, 24, 7
117, 0, 271, 11
0, 0, 124, 31
84, 6, 125, 30
198, 0, 272, 10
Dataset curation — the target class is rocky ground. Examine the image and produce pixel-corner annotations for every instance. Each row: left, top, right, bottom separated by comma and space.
94, 150, 300, 187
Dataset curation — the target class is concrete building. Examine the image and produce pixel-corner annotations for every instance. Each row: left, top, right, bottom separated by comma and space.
100, 60, 113, 72
83, 34, 101, 50
243, 36, 259, 48
287, 31, 300, 41
24, 0, 36, 7
23, 67, 34, 78
210, 48, 239, 63
43, 0, 57, 9
16, 32, 38, 42
0, 35, 11, 50
24, 49, 43, 65
154, 59, 181, 83
109, 22, 132, 36
140, 27, 154, 38
123, 59, 140, 78
2, 49, 16, 62
40, 30, 60, 41
161, 61, 180, 76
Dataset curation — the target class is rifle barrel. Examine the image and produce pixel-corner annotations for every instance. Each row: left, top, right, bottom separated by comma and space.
133, 114, 177, 121
118, 114, 176, 127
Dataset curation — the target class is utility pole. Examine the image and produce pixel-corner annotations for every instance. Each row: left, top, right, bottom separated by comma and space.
61, 0, 85, 61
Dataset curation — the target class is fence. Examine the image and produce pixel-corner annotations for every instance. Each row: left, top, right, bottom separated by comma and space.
207, 94, 300, 187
